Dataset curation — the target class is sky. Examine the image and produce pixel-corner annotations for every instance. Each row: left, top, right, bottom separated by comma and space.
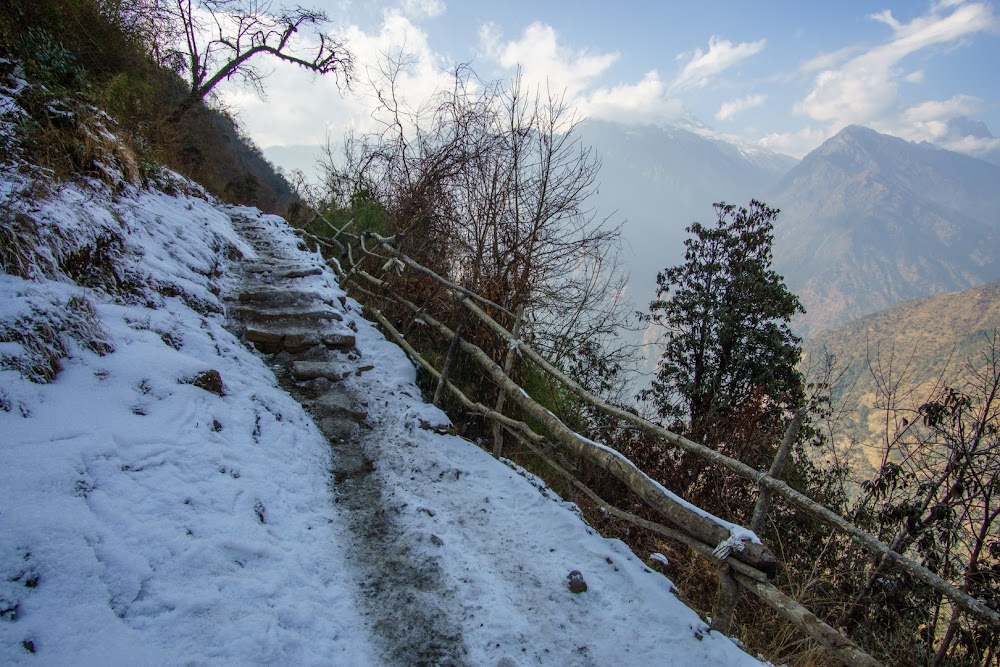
217, 0, 1000, 168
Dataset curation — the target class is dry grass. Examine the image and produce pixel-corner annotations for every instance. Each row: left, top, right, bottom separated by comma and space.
0, 293, 113, 383
0, 205, 48, 278
28, 100, 142, 188
803, 281, 1000, 477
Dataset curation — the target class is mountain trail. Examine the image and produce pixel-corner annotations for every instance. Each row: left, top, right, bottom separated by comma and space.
225, 213, 468, 665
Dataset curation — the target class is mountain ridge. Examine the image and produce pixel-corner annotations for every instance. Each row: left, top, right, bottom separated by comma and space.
770, 124, 1000, 337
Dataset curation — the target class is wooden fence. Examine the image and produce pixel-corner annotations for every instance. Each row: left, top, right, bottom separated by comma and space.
297, 216, 1000, 667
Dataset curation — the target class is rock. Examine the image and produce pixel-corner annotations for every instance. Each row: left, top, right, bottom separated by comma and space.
567, 570, 587, 594
318, 416, 357, 442
290, 361, 348, 381
237, 288, 328, 309
187, 369, 225, 396
243, 325, 355, 353
419, 419, 452, 435
282, 266, 323, 279
234, 306, 342, 324
313, 391, 368, 423
280, 330, 323, 353
242, 262, 323, 280
244, 325, 286, 347
321, 332, 356, 349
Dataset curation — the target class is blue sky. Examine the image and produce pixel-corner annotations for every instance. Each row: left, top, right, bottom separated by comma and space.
219, 0, 1000, 161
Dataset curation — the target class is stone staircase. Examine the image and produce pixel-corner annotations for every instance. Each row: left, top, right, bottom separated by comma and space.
226, 213, 369, 441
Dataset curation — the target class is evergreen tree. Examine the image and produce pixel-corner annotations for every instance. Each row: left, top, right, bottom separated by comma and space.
645, 200, 803, 440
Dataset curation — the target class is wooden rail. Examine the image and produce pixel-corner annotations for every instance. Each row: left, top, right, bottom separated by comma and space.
297, 220, 1000, 665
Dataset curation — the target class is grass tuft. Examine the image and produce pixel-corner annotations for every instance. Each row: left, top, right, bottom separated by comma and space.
0, 293, 113, 383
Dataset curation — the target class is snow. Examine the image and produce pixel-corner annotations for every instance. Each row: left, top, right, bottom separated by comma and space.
1, 84, 762, 665
1, 177, 373, 665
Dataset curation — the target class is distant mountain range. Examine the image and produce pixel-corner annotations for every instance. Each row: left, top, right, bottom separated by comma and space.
578, 119, 796, 308
581, 120, 1000, 342
266, 118, 1000, 348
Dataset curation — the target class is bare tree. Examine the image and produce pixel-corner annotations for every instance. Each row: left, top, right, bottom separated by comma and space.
164, 0, 352, 122
321, 59, 635, 399
841, 331, 1000, 664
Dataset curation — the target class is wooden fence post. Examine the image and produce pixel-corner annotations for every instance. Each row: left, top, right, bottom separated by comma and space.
492, 304, 525, 458
433, 293, 468, 407
713, 566, 740, 634
751, 406, 807, 535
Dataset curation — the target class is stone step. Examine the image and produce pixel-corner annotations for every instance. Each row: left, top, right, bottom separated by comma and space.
237, 287, 333, 309
311, 391, 368, 423
244, 263, 324, 279
234, 305, 343, 324
245, 324, 356, 353
290, 361, 349, 381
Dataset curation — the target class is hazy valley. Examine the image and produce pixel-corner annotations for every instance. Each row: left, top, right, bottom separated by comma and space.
570, 120, 1000, 337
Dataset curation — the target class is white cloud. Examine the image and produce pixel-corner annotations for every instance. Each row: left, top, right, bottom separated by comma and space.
894, 96, 1000, 159
482, 22, 619, 98
800, 46, 859, 73
757, 126, 832, 159
868, 9, 902, 31
903, 69, 925, 83
937, 133, 1000, 157
797, 2, 998, 125
400, 0, 445, 19
670, 36, 766, 91
715, 94, 766, 121
480, 22, 685, 124
904, 94, 982, 123
216, 9, 454, 151
579, 71, 684, 121
893, 95, 992, 145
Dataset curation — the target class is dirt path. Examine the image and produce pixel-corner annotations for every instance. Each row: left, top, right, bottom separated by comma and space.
226, 213, 468, 666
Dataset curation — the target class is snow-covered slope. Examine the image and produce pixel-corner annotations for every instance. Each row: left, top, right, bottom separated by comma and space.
1, 83, 761, 667
0, 174, 376, 664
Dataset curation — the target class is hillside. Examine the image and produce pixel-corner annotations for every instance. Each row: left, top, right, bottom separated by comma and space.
802, 280, 1000, 475
770, 125, 1000, 337
0, 64, 760, 665
0, 0, 297, 215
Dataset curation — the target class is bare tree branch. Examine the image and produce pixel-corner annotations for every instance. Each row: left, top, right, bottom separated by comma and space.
165, 0, 353, 122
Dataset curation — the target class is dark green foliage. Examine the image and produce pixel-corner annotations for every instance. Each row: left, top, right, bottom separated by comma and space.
644, 199, 804, 440
342, 188, 388, 237
20, 27, 88, 89
224, 172, 260, 206
308, 187, 388, 238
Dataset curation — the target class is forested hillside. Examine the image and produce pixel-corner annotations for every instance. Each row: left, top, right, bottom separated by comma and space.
803, 281, 1000, 476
